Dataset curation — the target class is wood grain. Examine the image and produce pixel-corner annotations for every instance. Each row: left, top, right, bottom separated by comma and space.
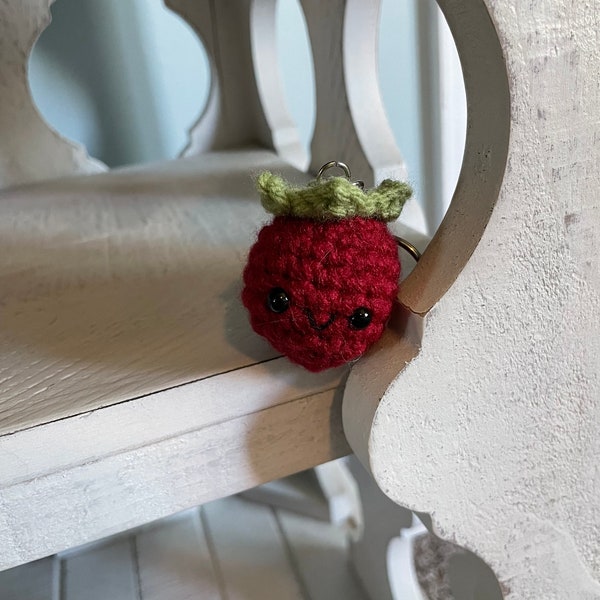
0, 149, 305, 435
0, 387, 349, 570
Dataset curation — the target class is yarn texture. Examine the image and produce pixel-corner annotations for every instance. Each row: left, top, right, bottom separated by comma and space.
243, 170, 410, 372
257, 172, 412, 221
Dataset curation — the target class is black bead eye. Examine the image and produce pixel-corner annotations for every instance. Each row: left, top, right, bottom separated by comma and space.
349, 307, 372, 329
267, 287, 290, 313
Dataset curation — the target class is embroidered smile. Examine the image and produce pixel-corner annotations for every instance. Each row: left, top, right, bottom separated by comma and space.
303, 308, 336, 331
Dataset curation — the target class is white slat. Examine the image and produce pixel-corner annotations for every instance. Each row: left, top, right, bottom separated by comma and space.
135, 510, 221, 600
0, 557, 56, 600
241, 470, 330, 522
202, 496, 305, 600
61, 537, 139, 600
276, 510, 368, 600
0, 388, 348, 572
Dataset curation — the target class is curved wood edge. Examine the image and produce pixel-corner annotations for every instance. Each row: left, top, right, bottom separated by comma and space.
169, 0, 306, 167
342, 0, 510, 520
164, 0, 222, 156
399, 0, 510, 315
355, 0, 600, 595
301, 0, 403, 185
250, 0, 309, 170
0, 0, 105, 190
342, 304, 423, 468
343, 0, 409, 182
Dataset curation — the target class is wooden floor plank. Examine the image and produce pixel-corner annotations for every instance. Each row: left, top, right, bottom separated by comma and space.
0, 556, 56, 600
276, 510, 369, 600
135, 510, 221, 600
202, 496, 305, 600
1, 495, 374, 600
61, 536, 139, 600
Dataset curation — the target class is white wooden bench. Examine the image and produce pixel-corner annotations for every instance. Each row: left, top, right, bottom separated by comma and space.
0, 0, 599, 598
0, 0, 426, 573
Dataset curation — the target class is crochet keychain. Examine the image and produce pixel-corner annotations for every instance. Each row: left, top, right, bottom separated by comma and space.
242, 161, 416, 372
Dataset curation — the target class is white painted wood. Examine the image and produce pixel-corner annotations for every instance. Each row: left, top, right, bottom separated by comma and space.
300, 0, 406, 185
136, 510, 221, 600
3, 493, 381, 600
241, 471, 332, 522
0, 386, 348, 571
0, 4, 441, 592
415, 0, 443, 236
0, 0, 105, 189
61, 537, 139, 600
415, 0, 467, 234
314, 459, 363, 534
0, 149, 313, 435
0, 144, 427, 571
435, 8, 467, 231
0, 145, 423, 440
343, 306, 424, 470
343, 0, 409, 183
250, 0, 310, 170
244, 459, 364, 532
397, 0, 510, 313
386, 518, 428, 600
0, 357, 344, 488
344, 0, 600, 598
344, 0, 509, 462
347, 456, 414, 600
276, 509, 368, 600
0, 557, 56, 600
202, 496, 305, 600
166, 0, 306, 169
244, 459, 363, 532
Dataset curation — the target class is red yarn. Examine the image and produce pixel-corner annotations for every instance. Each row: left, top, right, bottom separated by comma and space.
242, 216, 400, 372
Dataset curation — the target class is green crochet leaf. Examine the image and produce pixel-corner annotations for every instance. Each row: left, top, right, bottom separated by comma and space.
256, 172, 412, 222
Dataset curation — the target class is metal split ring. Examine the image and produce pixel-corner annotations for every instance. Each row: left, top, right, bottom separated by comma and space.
316, 161, 421, 263
394, 236, 421, 263
316, 160, 365, 190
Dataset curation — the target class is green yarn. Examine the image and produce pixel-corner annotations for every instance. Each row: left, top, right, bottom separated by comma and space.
256, 171, 412, 222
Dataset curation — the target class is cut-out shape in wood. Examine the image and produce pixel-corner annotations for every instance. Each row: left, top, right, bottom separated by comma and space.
29, 0, 212, 166
344, 0, 600, 598
0, 0, 105, 189
167, 0, 308, 169
6, 2, 593, 595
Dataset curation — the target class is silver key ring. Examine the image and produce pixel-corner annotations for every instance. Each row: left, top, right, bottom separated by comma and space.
316, 161, 365, 190
316, 161, 421, 263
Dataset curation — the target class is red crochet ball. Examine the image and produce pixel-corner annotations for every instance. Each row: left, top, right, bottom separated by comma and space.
242, 216, 400, 371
